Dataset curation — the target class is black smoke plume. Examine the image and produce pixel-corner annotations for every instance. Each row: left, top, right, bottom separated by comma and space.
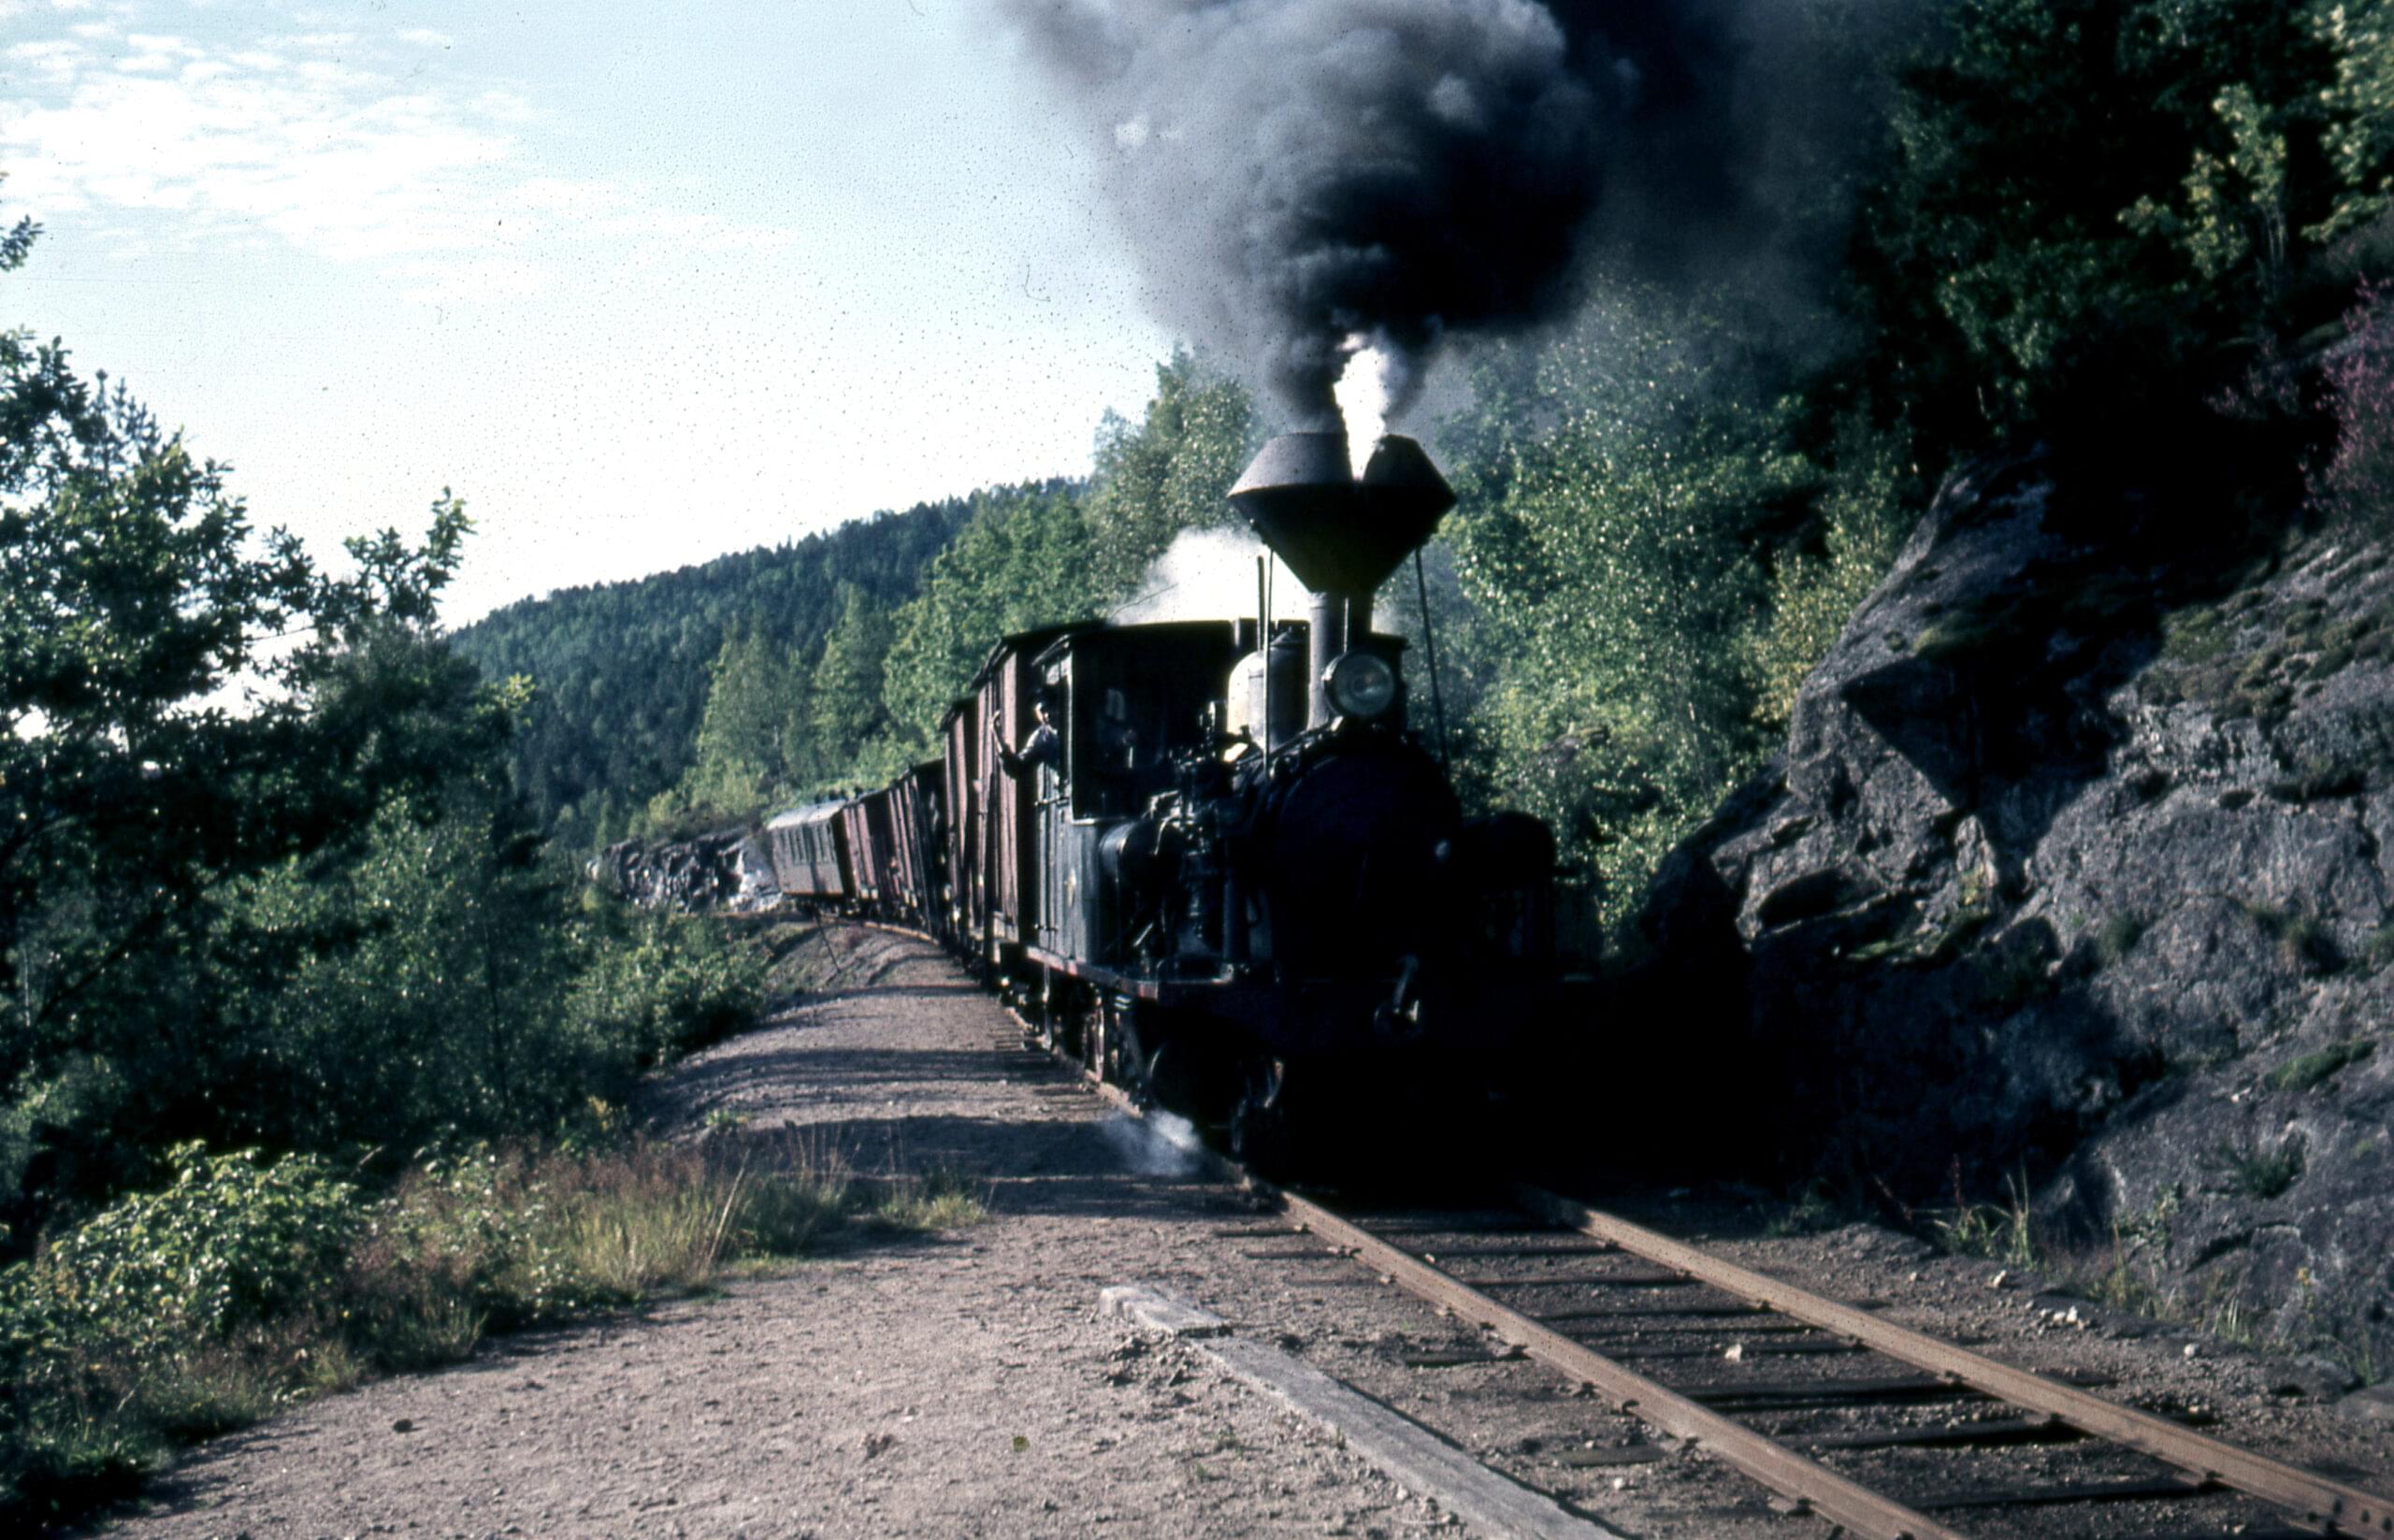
999, 0, 1857, 425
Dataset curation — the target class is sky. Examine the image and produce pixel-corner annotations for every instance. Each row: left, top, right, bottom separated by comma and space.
0, 0, 1175, 625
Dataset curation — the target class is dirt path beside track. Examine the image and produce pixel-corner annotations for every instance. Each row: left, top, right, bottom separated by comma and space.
104, 927, 1466, 1540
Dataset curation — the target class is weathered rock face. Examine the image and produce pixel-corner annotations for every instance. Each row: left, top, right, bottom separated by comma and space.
590, 830, 779, 913
1644, 449, 2394, 1372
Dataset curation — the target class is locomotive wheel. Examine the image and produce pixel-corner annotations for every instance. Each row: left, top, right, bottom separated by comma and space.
1044, 971, 1079, 1058
1228, 1059, 1297, 1178
1145, 1019, 1235, 1125
1103, 995, 1150, 1098
1081, 987, 1107, 1077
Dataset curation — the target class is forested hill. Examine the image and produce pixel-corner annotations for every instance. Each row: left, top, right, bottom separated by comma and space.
448, 489, 1046, 844
446, 353, 1256, 853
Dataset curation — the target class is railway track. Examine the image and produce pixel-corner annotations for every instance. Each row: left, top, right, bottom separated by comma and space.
988, 994, 2394, 1540
1257, 1190, 2392, 1539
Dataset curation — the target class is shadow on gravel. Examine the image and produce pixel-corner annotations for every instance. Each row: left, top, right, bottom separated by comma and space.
725, 1110, 1214, 1207
673, 1044, 1063, 1097
795, 982, 988, 1009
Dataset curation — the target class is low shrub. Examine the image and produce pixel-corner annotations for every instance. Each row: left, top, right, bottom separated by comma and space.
2315, 284, 2394, 531
0, 1131, 846, 1530
35, 1144, 359, 1352
566, 905, 767, 1070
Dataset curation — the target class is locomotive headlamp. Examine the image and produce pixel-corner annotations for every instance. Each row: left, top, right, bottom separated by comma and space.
1324, 651, 1398, 720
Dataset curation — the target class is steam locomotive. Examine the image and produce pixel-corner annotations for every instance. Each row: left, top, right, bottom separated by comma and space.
761, 433, 1559, 1169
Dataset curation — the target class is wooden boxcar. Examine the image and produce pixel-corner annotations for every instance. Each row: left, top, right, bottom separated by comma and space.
970, 625, 1089, 967
839, 788, 898, 916
940, 696, 980, 950
886, 758, 945, 934
764, 800, 852, 904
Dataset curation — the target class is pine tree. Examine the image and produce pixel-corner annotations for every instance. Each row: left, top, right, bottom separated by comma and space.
808, 585, 894, 774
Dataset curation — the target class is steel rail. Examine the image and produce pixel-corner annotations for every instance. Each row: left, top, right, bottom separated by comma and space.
1518, 1185, 2394, 1539
1277, 1190, 1972, 1540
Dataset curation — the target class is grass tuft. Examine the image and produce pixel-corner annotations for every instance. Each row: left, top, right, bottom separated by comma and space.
2093, 912, 2148, 966
2267, 1038, 2376, 1094
869, 1167, 989, 1232
1928, 1170, 2038, 1267
2216, 1137, 2307, 1199
2240, 901, 2341, 972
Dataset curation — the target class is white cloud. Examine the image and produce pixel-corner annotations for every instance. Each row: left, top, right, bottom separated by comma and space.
266, 32, 357, 52
0, 13, 790, 299
7, 38, 90, 85
396, 28, 452, 50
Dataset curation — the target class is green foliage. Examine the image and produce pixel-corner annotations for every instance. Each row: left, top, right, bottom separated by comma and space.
1080, 350, 1260, 600
217, 798, 569, 1152
2312, 0, 2394, 243
0, 1144, 358, 1522
0, 343, 476, 1032
866, 1166, 988, 1232
562, 900, 765, 1071
0, 209, 565, 1233
1858, 0, 2392, 451
1444, 302, 1765, 911
648, 626, 812, 833
879, 483, 1100, 744
1439, 291, 1907, 927
2217, 1135, 2307, 1198
1931, 1172, 2040, 1266
27, 1144, 357, 1351
0, 1132, 846, 1527
696, 627, 806, 801
0, 200, 768, 1247
807, 583, 896, 775
1748, 425, 1917, 730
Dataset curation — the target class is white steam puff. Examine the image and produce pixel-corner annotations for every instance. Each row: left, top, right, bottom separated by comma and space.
1112, 526, 1303, 625
1333, 336, 1404, 475
1098, 1110, 1209, 1176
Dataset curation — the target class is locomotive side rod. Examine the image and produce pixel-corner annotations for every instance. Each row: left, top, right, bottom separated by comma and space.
1517, 1186, 2394, 1539
1276, 1189, 1972, 1540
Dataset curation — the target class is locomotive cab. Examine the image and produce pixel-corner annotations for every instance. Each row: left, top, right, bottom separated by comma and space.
1026, 620, 1245, 966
